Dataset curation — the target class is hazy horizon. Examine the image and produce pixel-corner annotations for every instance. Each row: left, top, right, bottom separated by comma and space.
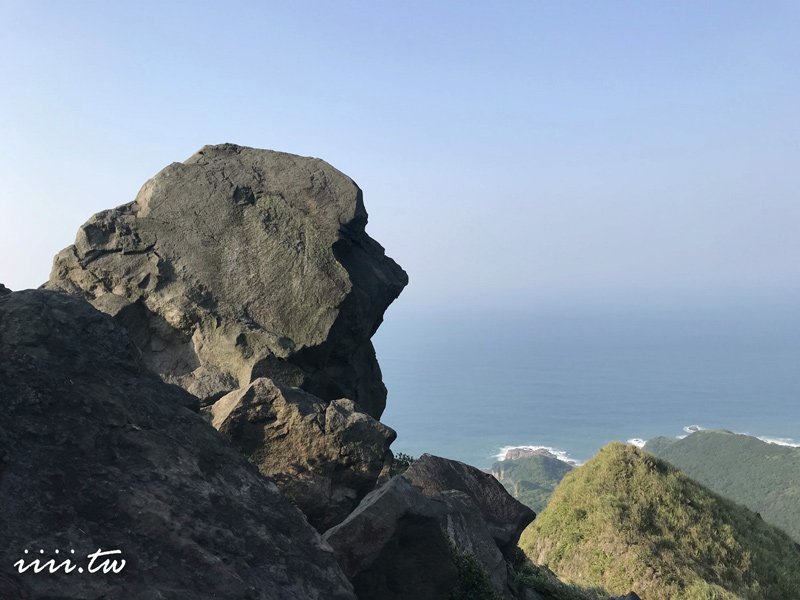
375, 297, 800, 467
2, 2, 799, 313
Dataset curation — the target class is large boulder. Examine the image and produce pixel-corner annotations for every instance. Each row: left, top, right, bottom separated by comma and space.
323, 477, 509, 599
208, 377, 395, 530
0, 289, 355, 600
403, 453, 536, 552
46, 144, 408, 418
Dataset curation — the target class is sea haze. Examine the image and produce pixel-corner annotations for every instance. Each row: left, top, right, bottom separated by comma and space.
374, 299, 800, 469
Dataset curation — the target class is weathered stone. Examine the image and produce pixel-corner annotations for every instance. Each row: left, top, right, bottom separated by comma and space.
323, 477, 510, 598
439, 490, 507, 593
403, 453, 536, 552
0, 283, 10, 296
47, 144, 407, 418
208, 377, 395, 530
0, 289, 355, 600
323, 477, 445, 581
375, 450, 395, 486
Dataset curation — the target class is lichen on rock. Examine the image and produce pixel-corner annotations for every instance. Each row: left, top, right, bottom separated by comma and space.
47, 144, 407, 418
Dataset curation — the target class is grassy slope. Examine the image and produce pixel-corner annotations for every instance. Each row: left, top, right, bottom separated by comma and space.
492, 453, 574, 513
519, 443, 800, 600
645, 430, 800, 543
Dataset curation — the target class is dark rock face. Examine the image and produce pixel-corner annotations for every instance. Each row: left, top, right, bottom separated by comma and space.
0, 289, 355, 600
0, 283, 10, 296
323, 476, 509, 599
323, 477, 458, 600
403, 453, 536, 553
438, 490, 508, 592
349, 514, 458, 600
47, 144, 407, 418
208, 377, 396, 530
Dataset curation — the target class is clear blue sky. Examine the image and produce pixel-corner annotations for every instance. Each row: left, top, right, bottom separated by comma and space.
1, 1, 798, 312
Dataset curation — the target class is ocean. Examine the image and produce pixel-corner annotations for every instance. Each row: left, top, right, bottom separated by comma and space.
374, 302, 800, 469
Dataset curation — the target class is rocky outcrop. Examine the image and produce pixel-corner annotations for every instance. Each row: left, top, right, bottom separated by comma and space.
0, 289, 355, 600
439, 490, 508, 592
323, 477, 449, 585
404, 453, 536, 552
208, 377, 395, 530
502, 447, 571, 462
0, 283, 10, 296
321, 455, 538, 598
323, 476, 508, 599
46, 144, 407, 418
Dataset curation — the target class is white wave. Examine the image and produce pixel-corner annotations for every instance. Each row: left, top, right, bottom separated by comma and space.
683, 424, 706, 434
495, 445, 582, 466
755, 436, 800, 448
680, 424, 800, 448
627, 425, 706, 447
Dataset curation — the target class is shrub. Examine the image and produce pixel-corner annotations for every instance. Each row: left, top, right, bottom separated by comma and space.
390, 452, 416, 476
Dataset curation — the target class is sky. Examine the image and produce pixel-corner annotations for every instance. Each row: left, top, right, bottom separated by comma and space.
1, 1, 798, 314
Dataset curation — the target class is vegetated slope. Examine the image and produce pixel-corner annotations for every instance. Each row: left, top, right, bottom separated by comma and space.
492, 452, 573, 512
645, 430, 800, 543
519, 443, 800, 600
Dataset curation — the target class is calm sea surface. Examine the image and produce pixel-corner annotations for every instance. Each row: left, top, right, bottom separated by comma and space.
374, 304, 800, 468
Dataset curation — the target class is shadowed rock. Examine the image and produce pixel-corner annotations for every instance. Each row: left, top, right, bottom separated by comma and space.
208, 377, 396, 530
323, 476, 509, 599
438, 489, 508, 592
0, 283, 10, 296
403, 453, 536, 553
323, 478, 446, 583
47, 144, 407, 418
0, 289, 355, 600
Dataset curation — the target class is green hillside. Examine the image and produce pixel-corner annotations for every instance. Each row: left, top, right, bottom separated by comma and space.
492, 452, 574, 512
519, 443, 800, 600
645, 430, 800, 543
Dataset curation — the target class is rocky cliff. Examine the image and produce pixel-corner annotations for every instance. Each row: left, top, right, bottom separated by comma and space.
0, 289, 355, 599
47, 144, 407, 419
45, 144, 407, 530
1, 145, 586, 599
